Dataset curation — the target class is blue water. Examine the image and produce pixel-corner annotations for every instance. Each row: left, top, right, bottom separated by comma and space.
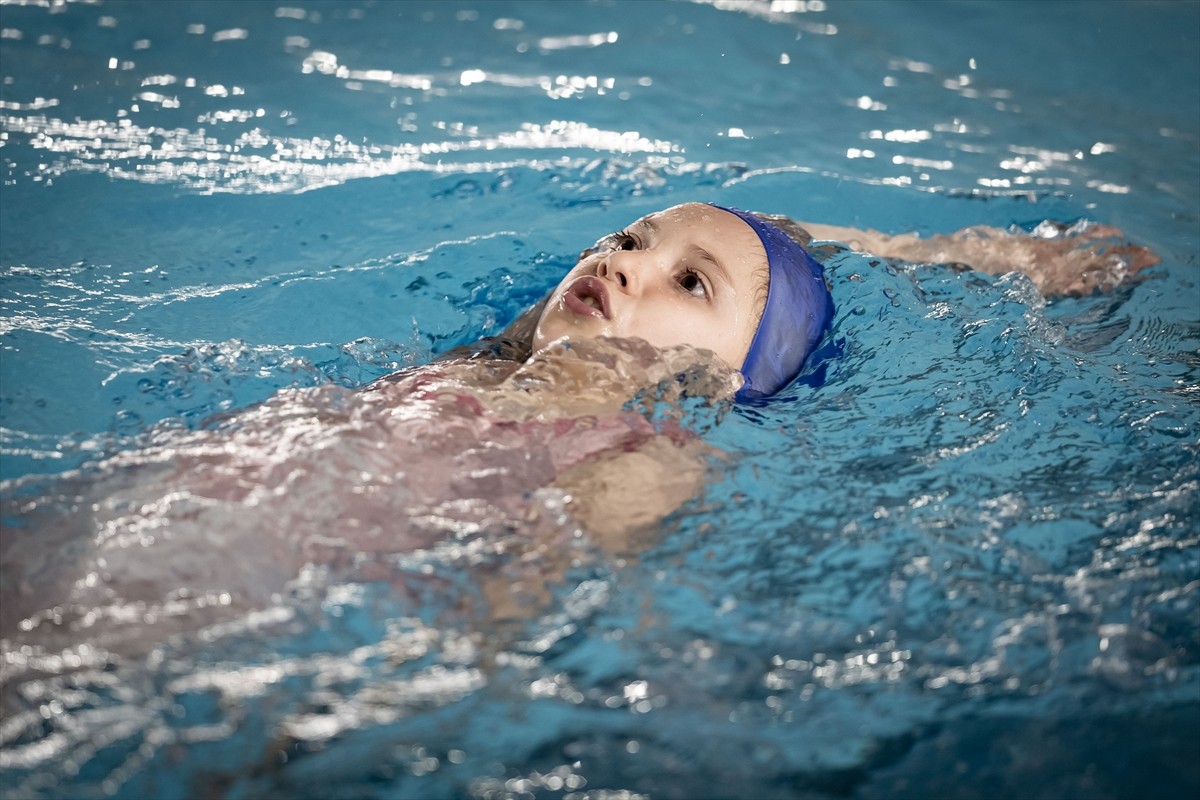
2, 1, 1198, 798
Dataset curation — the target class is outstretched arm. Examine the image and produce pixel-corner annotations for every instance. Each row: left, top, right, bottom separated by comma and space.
802, 220, 1159, 297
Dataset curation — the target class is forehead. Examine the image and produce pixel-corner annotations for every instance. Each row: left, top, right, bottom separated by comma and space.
634, 203, 768, 277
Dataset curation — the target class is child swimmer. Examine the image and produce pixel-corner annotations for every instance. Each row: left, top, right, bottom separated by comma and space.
437, 201, 1157, 403
0, 201, 1159, 654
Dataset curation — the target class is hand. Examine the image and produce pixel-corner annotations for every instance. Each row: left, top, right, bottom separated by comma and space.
985, 221, 1160, 296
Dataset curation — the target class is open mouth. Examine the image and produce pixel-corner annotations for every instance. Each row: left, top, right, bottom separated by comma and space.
563, 276, 611, 319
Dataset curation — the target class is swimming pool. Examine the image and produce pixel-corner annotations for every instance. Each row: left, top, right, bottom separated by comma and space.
2, 0, 1198, 797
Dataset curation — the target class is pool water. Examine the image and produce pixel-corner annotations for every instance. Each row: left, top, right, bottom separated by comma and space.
2, 1, 1198, 798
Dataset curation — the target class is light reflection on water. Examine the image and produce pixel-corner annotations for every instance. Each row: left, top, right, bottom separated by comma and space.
3, 0, 1191, 201
3, 112, 676, 194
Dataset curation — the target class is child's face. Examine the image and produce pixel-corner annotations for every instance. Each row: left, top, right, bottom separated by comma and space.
533, 203, 767, 372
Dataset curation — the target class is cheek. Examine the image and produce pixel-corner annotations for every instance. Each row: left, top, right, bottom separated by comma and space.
628, 307, 741, 363
732, 314, 758, 367
701, 309, 756, 369
712, 334, 749, 369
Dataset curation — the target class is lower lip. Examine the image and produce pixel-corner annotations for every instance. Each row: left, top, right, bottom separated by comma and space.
563, 291, 605, 319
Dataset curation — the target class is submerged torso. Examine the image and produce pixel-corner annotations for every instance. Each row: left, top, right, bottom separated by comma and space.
0, 339, 730, 675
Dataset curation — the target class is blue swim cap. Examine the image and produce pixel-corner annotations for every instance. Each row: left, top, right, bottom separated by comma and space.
711, 205, 835, 401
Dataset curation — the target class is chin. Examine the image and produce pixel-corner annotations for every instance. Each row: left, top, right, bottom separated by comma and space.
530, 323, 569, 353
533, 311, 596, 352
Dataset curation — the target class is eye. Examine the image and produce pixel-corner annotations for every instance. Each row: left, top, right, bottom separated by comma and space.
605, 229, 639, 251
677, 269, 709, 299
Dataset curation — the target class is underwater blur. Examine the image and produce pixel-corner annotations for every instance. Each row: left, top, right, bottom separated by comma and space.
1, 1, 1198, 798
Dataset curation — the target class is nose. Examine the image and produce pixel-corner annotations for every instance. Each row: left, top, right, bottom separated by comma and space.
597, 250, 637, 292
